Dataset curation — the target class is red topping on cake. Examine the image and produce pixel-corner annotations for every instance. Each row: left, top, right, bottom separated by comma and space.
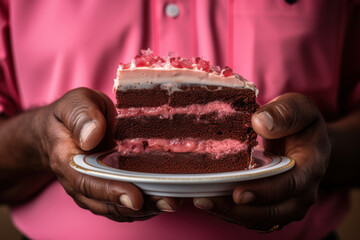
170, 57, 182, 68
197, 59, 210, 72
119, 62, 131, 70
134, 55, 147, 67
192, 56, 201, 64
119, 48, 240, 77
210, 65, 221, 74
181, 58, 193, 69
222, 66, 234, 77
141, 48, 154, 60
152, 56, 166, 67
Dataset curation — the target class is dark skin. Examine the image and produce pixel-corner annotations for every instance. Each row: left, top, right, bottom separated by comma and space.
193, 93, 360, 231
0, 88, 359, 230
0, 88, 181, 222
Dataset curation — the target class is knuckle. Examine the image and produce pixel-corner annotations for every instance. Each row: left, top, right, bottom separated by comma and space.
220, 205, 236, 219
49, 159, 61, 174
48, 143, 74, 175
273, 102, 293, 125
284, 173, 303, 197
267, 205, 280, 223
55, 88, 95, 133
109, 204, 155, 222
67, 105, 91, 133
73, 196, 88, 210
271, 93, 320, 132
61, 182, 78, 199
274, 99, 301, 131
107, 203, 118, 217
76, 174, 91, 198
49, 151, 62, 173
104, 181, 117, 202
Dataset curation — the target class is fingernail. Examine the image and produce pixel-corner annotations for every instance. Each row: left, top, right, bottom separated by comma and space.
119, 194, 134, 209
80, 121, 97, 145
194, 198, 214, 210
254, 111, 274, 131
237, 191, 255, 204
156, 199, 175, 212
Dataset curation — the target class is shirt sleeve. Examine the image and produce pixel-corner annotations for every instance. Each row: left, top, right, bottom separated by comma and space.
339, 0, 360, 114
0, 0, 22, 116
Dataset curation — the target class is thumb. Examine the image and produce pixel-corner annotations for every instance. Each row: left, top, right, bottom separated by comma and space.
252, 93, 321, 139
54, 88, 115, 151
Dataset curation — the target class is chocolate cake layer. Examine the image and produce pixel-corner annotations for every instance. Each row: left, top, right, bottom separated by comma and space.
116, 86, 257, 111
114, 113, 257, 144
113, 50, 259, 173
112, 151, 252, 174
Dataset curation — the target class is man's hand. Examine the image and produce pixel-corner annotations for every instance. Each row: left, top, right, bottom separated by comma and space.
40, 88, 180, 222
193, 93, 331, 231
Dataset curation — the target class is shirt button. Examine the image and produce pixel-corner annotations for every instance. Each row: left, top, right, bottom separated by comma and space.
165, 3, 180, 18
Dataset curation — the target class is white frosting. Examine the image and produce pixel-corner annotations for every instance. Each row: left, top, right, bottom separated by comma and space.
114, 67, 258, 96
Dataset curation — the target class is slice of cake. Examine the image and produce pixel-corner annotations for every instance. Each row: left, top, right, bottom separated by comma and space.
113, 49, 258, 174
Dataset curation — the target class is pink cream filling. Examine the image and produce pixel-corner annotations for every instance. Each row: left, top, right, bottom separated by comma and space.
116, 138, 248, 159
117, 101, 237, 119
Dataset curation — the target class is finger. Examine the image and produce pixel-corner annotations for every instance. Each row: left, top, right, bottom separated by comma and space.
48, 115, 144, 212
234, 119, 329, 205
233, 148, 320, 205
54, 87, 116, 151
194, 195, 310, 231
193, 196, 237, 224
148, 196, 184, 212
50, 141, 144, 211
65, 171, 144, 210
73, 194, 158, 222
232, 171, 318, 206
252, 93, 321, 139
193, 196, 230, 211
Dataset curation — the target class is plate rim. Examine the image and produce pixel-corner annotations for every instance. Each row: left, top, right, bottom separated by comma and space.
70, 150, 295, 184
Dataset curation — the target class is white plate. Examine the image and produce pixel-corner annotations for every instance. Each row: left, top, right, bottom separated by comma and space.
70, 150, 295, 197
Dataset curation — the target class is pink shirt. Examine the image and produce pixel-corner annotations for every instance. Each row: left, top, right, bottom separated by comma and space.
1, 0, 359, 239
